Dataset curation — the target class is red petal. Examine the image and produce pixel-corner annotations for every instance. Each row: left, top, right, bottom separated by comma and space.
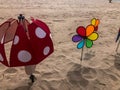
76, 26, 86, 37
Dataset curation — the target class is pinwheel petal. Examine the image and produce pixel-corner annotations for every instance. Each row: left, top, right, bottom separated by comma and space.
72, 35, 83, 42
76, 26, 86, 37
95, 19, 100, 27
86, 39, 93, 48
91, 18, 96, 26
86, 25, 94, 36
88, 32, 99, 41
94, 26, 98, 31
77, 40, 85, 49
91, 18, 100, 27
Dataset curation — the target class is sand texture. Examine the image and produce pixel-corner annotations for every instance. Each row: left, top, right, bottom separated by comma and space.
0, 0, 120, 90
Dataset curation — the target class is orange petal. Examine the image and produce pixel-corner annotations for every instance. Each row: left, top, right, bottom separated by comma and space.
86, 25, 94, 36
95, 19, 100, 27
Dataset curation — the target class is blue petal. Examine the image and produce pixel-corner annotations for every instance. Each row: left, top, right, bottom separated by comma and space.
77, 40, 85, 49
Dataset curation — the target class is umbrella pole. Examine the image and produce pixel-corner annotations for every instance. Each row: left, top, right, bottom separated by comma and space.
80, 47, 84, 61
25, 65, 36, 83
30, 74, 35, 83
116, 39, 120, 53
109, 0, 112, 3
18, 14, 36, 83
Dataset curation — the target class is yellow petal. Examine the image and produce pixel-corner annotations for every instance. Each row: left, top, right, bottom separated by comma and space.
91, 18, 96, 26
88, 32, 98, 41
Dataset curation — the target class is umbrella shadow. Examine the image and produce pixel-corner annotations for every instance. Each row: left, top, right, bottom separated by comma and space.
67, 64, 97, 87
14, 82, 33, 90
113, 53, 120, 71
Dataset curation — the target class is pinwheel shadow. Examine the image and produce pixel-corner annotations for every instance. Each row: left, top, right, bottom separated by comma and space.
113, 53, 120, 71
67, 64, 97, 87
83, 50, 95, 60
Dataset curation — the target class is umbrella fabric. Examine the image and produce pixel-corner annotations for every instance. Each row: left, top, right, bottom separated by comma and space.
28, 19, 54, 65
0, 18, 54, 67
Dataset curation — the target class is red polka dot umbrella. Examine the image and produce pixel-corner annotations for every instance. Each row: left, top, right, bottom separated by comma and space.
0, 14, 54, 67
0, 14, 54, 82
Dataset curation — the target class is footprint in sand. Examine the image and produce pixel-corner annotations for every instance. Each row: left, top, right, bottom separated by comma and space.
0, 64, 7, 81
67, 64, 97, 88
56, 54, 66, 60
118, 88, 120, 90
81, 67, 97, 81
4, 68, 18, 75
84, 50, 95, 60
67, 64, 89, 87
0, 64, 7, 72
0, 74, 4, 81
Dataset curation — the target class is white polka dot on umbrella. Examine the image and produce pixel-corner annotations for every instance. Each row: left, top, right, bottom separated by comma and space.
35, 27, 46, 39
17, 50, 32, 63
13, 35, 19, 45
0, 53, 4, 61
43, 46, 50, 55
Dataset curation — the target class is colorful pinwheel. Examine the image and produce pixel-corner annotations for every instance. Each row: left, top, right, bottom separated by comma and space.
72, 19, 100, 61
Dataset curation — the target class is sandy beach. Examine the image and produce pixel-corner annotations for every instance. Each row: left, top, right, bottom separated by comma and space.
0, 0, 120, 90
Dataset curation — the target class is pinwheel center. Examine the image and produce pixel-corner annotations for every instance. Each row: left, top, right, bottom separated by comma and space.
83, 36, 87, 39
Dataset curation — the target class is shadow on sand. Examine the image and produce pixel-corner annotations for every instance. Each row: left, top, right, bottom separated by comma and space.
114, 53, 120, 71
83, 50, 95, 60
14, 82, 34, 90
67, 64, 97, 88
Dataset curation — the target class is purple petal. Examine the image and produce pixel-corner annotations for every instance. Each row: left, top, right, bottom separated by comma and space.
72, 35, 83, 42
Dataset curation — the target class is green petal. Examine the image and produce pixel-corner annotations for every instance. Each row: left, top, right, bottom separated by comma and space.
88, 32, 99, 41
86, 39, 93, 48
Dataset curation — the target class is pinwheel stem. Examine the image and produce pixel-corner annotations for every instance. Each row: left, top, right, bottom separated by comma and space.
116, 40, 120, 53
80, 48, 84, 61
